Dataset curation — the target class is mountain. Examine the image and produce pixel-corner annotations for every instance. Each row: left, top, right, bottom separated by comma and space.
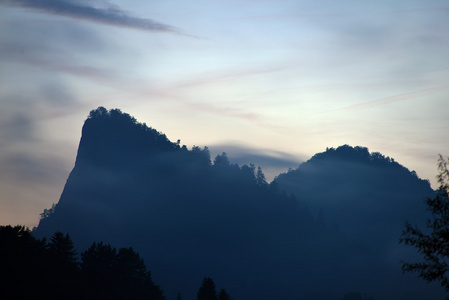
274, 145, 442, 299
275, 145, 434, 249
34, 108, 444, 300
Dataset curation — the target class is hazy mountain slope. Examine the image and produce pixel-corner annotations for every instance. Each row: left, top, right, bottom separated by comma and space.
275, 145, 434, 249
273, 146, 442, 299
34, 108, 445, 300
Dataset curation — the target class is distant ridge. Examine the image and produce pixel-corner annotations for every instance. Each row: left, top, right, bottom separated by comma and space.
34, 107, 443, 300
276, 144, 433, 247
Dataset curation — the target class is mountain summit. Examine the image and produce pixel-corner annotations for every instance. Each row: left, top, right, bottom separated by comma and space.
35, 107, 443, 300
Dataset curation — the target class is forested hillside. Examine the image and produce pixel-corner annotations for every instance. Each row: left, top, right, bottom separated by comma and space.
276, 145, 434, 248
0, 225, 164, 300
33, 107, 445, 300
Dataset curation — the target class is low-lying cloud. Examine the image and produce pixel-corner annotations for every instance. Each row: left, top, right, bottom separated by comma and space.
209, 143, 304, 181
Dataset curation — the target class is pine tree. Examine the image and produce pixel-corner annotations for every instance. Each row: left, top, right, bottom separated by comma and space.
48, 231, 77, 265
217, 289, 231, 300
197, 277, 217, 300
256, 166, 267, 187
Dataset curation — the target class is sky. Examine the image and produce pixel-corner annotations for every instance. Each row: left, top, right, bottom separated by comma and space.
0, 0, 448, 228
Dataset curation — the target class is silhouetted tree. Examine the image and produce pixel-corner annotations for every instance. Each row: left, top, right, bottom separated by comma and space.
0, 225, 169, 299
81, 242, 165, 300
213, 152, 230, 167
1, 226, 44, 298
40, 203, 56, 220
88, 106, 108, 119
116, 247, 148, 281
81, 241, 117, 283
401, 155, 449, 290
0, 226, 85, 299
217, 289, 232, 300
48, 231, 77, 265
340, 291, 374, 300
256, 166, 267, 187
241, 163, 256, 183
197, 277, 217, 300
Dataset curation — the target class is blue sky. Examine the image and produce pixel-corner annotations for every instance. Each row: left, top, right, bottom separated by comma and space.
1, 0, 448, 227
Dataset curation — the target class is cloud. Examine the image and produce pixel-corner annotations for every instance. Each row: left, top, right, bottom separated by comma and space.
0, 80, 83, 147
392, 7, 449, 13
0, 149, 71, 228
208, 143, 304, 181
1, 0, 179, 33
0, 83, 82, 228
0, 17, 117, 81
1, 113, 35, 144
337, 85, 449, 111
1, 151, 68, 184
128, 65, 292, 122
25, 57, 117, 81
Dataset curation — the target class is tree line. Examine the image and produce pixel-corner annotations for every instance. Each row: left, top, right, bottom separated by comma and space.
1, 225, 380, 300
0, 226, 233, 300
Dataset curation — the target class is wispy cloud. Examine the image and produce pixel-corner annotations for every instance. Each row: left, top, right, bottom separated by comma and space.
1, 0, 179, 33
336, 85, 449, 111
391, 7, 449, 13
124, 65, 291, 122
136, 87, 263, 122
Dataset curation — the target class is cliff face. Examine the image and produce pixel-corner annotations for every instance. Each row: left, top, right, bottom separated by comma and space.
36, 108, 199, 247
34, 108, 443, 300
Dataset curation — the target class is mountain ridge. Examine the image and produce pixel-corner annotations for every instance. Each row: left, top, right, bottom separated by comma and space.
34, 107, 443, 300
275, 144, 434, 251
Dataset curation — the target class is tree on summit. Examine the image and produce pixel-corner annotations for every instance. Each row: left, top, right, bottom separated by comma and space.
213, 152, 230, 167
256, 166, 267, 187
400, 155, 449, 290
